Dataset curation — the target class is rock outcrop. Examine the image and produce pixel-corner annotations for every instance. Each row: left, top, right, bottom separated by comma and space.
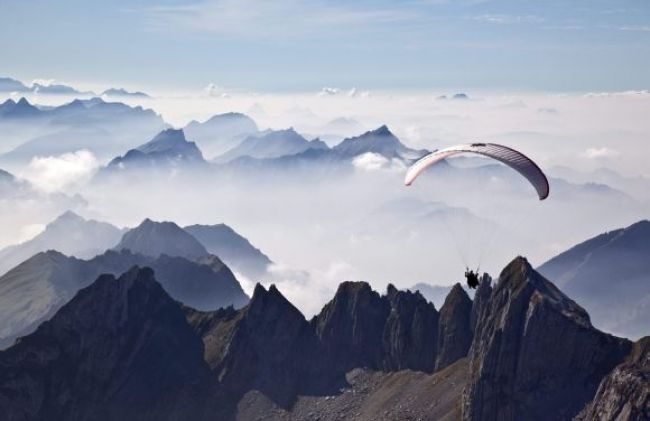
576, 336, 650, 421
312, 282, 439, 373
436, 283, 473, 371
187, 284, 333, 408
0, 267, 215, 421
462, 256, 632, 421
383, 284, 439, 372
312, 281, 390, 372
470, 274, 492, 333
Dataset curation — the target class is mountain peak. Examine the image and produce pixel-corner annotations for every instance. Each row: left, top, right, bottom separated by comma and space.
114, 219, 208, 260
463, 255, 632, 420
137, 128, 189, 153
501, 256, 591, 327
50, 210, 85, 225
373, 124, 391, 136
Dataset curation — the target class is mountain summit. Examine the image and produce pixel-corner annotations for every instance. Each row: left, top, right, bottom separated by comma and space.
333, 125, 427, 160
114, 219, 209, 260
107, 129, 206, 170
462, 256, 631, 421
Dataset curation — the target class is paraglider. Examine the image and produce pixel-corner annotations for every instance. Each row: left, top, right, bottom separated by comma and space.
465, 268, 480, 289
404, 143, 549, 200
405, 142, 549, 285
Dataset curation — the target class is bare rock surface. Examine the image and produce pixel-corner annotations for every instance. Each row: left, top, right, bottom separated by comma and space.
462, 256, 632, 421
576, 336, 650, 421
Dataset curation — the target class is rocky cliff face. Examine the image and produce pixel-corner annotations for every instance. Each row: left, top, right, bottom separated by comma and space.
312, 282, 439, 373
187, 283, 334, 409
383, 284, 439, 372
470, 274, 492, 333
312, 281, 390, 372
462, 257, 632, 421
0, 267, 215, 421
576, 336, 650, 421
436, 283, 473, 371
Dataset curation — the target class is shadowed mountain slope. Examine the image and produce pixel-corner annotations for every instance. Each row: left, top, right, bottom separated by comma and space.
538, 220, 650, 339
184, 223, 272, 280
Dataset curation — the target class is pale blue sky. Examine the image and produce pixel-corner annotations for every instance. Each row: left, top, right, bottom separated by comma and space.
1, 0, 649, 92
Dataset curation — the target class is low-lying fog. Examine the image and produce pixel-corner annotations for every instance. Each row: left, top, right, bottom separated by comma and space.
1, 89, 649, 316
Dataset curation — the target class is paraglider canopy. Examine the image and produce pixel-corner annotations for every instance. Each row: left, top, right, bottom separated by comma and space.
404, 143, 550, 200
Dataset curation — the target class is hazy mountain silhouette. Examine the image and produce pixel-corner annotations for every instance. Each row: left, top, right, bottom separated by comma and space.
0, 76, 29, 92
332, 125, 427, 160
101, 88, 150, 98
538, 220, 650, 339
1, 97, 165, 162
184, 223, 272, 280
106, 128, 206, 172
215, 128, 328, 163
184, 112, 259, 159
0, 211, 124, 276
0, 247, 247, 349
114, 218, 209, 260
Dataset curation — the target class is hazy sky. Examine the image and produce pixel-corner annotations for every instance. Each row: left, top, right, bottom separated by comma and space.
2, 0, 649, 92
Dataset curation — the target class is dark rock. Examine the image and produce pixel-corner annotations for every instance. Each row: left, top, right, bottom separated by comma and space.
470, 274, 492, 333
383, 284, 439, 372
0, 248, 247, 348
576, 336, 650, 421
436, 283, 473, 371
462, 256, 632, 421
312, 282, 439, 373
191, 283, 332, 408
0, 267, 215, 421
312, 282, 390, 372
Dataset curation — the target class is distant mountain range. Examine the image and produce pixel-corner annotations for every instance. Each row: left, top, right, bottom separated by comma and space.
0, 75, 149, 98
184, 112, 259, 159
101, 88, 150, 98
0, 245, 248, 350
0, 97, 165, 162
0, 215, 277, 348
214, 128, 328, 163
539, 220, 650, 339
0, 256, 645, 420
0, 211, 124, 276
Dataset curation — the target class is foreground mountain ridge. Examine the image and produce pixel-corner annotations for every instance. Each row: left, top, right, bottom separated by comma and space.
0, 256, 645, 420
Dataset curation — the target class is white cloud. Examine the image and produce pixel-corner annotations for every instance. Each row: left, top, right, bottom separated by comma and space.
135, 0, 419, 39
352, 152, 406, 172
352, 152, 389, 171
618, 26, 650, 32
583, 147, 620, 159
204, 82, 228, 97
30, 78, 55, 87
470, 14, 544, 24
21, 150, 99, 192
318, 87, 340, 96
